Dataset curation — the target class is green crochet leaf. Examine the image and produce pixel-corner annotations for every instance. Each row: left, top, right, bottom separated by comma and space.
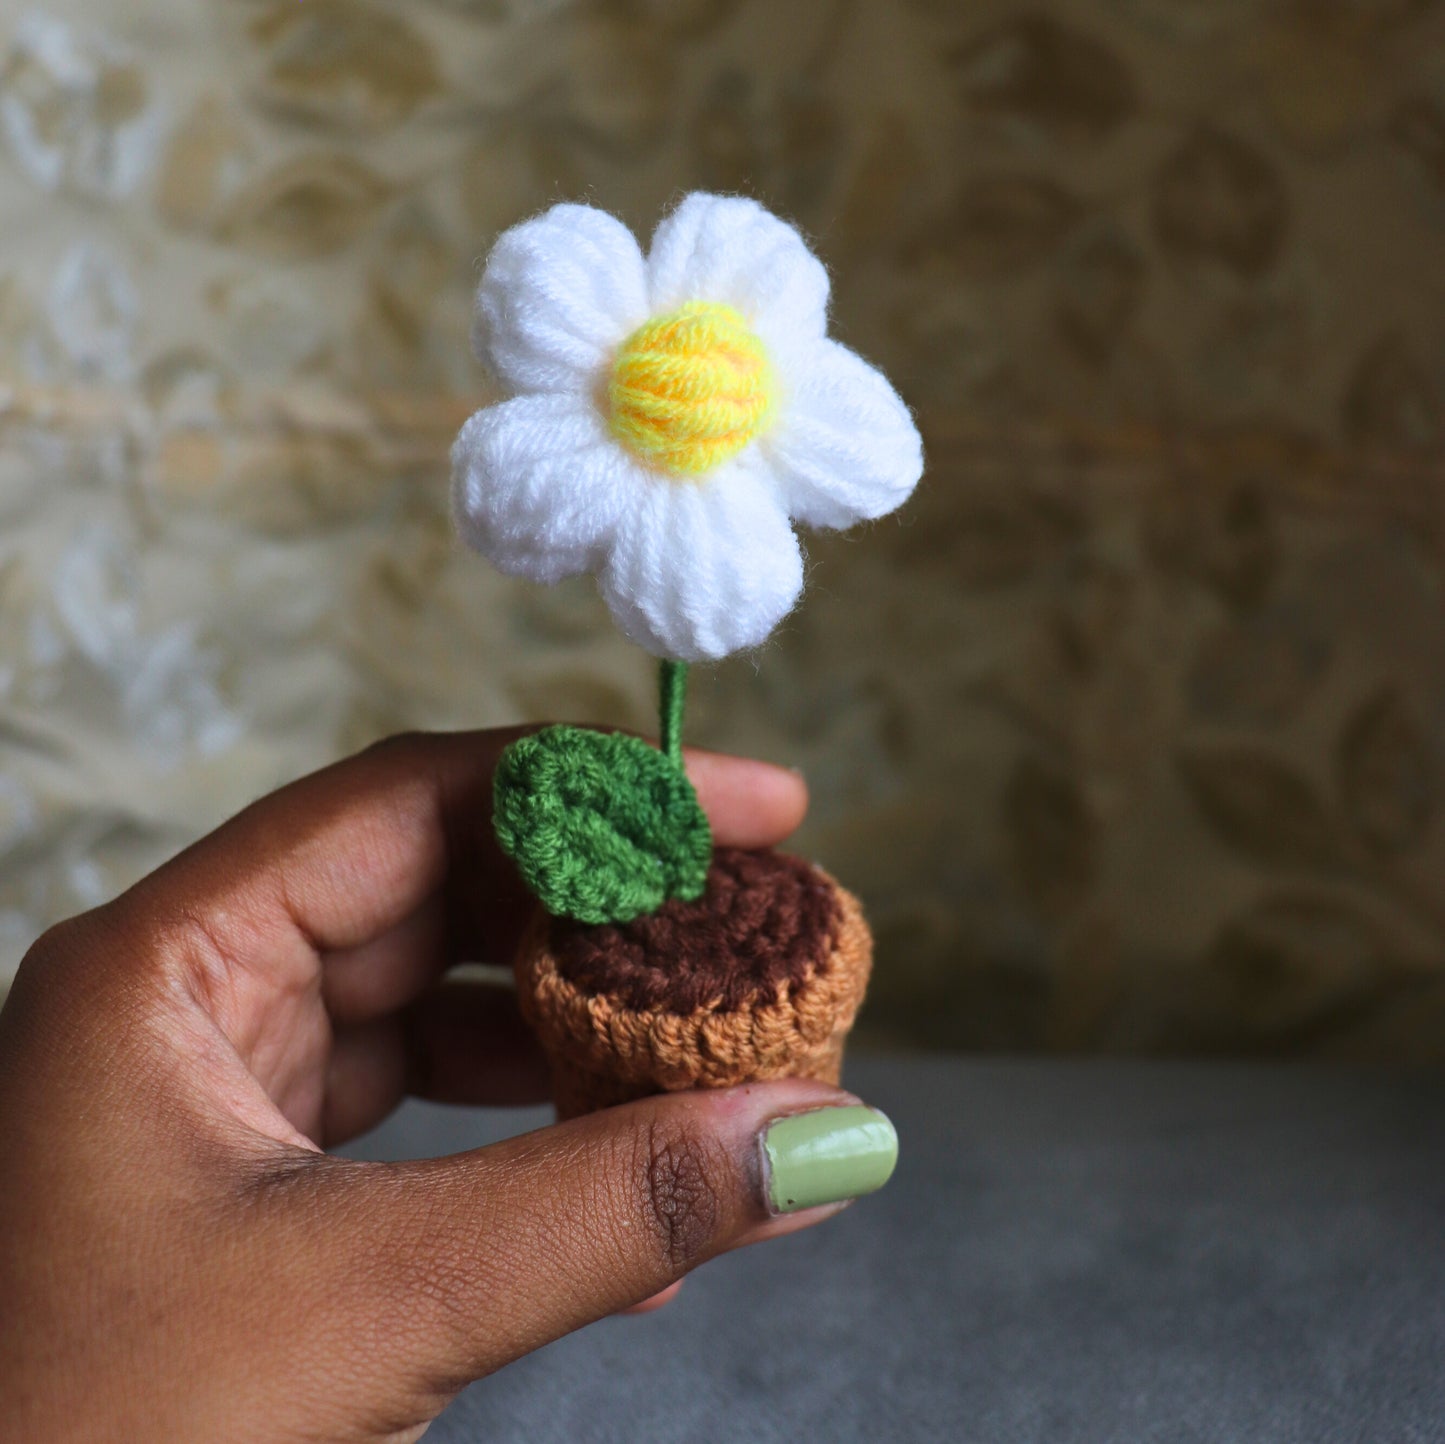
493, 725, 713, 925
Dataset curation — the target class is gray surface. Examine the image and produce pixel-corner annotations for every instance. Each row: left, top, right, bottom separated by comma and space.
345, 1058, 1445, 1443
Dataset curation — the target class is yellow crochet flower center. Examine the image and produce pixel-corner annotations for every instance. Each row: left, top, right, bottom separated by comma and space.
607, 300, 775, 476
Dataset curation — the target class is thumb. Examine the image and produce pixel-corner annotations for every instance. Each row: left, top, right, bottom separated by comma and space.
256, 1079, 896, 1423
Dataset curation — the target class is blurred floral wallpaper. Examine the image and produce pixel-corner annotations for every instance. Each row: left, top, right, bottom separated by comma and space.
1, 0, 1444, 1058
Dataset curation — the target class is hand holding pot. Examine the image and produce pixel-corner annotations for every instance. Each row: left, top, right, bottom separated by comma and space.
0, 731, 897, 1443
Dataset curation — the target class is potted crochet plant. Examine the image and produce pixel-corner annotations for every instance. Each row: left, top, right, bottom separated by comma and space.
451, 192, 922, 1118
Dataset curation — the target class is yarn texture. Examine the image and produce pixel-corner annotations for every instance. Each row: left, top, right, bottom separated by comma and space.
551, 847, 841, 1014
452, 191, 924, 662
493, 725, 712, 925
608, 300, 775, 475
658, 659, 687, 767
514, 848, 874, 1119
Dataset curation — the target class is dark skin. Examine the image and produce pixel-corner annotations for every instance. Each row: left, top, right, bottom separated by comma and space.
0, 730, 866, 1442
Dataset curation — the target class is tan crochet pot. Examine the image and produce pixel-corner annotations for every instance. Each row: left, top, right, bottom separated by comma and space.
513, 847, 873, 1119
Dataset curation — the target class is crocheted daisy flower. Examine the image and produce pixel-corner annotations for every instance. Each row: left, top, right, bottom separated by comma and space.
451, 192, 923, 662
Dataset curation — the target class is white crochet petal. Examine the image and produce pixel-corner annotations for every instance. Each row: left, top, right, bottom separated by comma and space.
451, 392, 636, 585
761, 338, 924, 530
646, 192, 830, 356
598, 460, 804, 662
473, 204, 649, 396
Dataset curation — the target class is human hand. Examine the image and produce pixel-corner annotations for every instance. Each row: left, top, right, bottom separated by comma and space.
0, 731, 896, 1442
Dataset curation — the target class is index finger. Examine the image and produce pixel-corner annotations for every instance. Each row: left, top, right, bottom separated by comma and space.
125, 730, 809, 960
686, 747, 809, 851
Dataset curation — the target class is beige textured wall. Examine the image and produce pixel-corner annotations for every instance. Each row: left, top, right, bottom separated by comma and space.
1, 0, 1444, 1057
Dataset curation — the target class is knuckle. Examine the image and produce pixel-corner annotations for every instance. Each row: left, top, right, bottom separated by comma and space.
362, 729, 432, 764
7, 919, 86, 1014
626, 1117, 729, 1272
17, 907, 127, 996
20, 915, 84, 971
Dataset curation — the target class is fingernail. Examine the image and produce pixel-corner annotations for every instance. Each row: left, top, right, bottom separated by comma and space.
761, 1106, 898, 1214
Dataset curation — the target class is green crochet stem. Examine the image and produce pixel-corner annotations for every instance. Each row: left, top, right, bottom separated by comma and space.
659, 660, 688, 769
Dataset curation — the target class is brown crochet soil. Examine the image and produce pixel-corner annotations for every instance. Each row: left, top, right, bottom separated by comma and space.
547, 847, 842, 1014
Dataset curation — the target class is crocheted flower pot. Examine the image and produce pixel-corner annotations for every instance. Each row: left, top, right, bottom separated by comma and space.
513, 847, 873, 1119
